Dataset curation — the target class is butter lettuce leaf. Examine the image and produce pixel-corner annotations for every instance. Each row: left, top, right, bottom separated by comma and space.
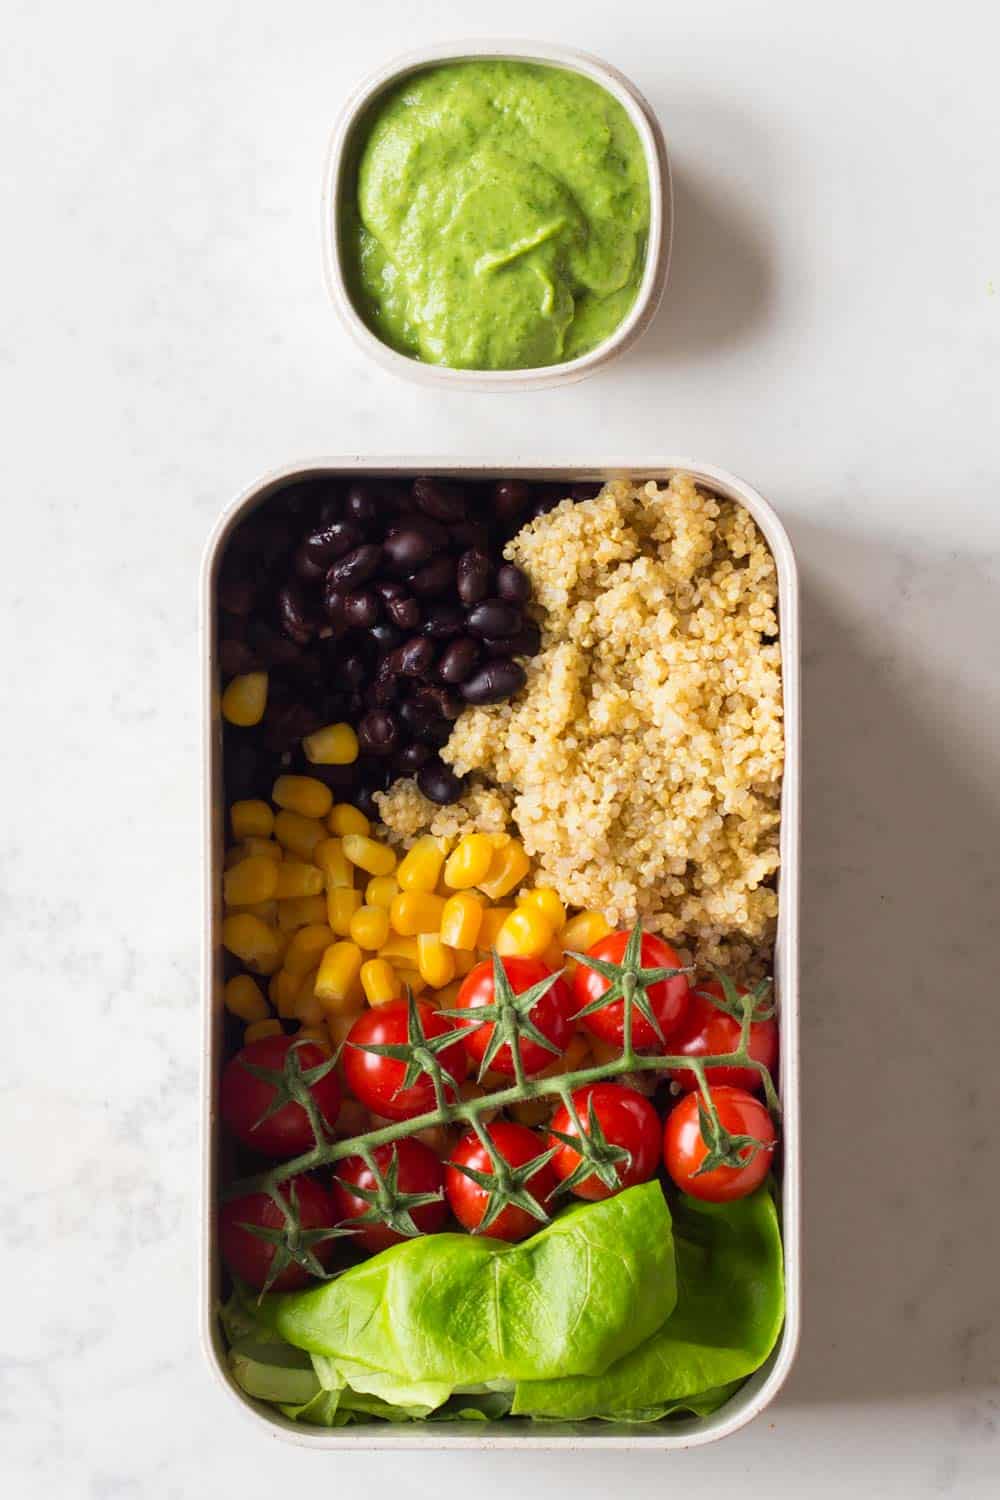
259, 1182, 675, 1403
512, 1189, 783, 1420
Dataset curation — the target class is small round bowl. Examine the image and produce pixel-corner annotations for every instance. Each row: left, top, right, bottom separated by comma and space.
322, 39, 672, 392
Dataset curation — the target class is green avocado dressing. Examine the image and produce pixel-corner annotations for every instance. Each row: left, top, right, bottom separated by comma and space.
343, 61, 651, 370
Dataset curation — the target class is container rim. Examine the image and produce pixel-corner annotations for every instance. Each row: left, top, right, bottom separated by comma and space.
200, 459, 800, 1448
321, 40, 673, 391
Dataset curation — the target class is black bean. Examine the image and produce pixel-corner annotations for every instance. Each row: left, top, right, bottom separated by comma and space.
422, 603, 464, 639
412, 477, 467, 523
450, 519, 492, 552
483, 621, 542, 658
343, 588, 381, 629
466, 599, 522, 639
399, 699, 451, 747
263, 699, 323, 750
358, 709, 400, 757
369, 621, 403, 653
374, 579, 406, 603
322, 578, 348, 621
395, 741, 432, 773
417, 760, 466, 804
398, 636, 436, 677
277, 581, 317, 644
293, 541, 326, 583
343, 482, 381, 528
247, 620, 302, 668
496, 563, 531, 604
304, 761, 359, 796
461, 660, 527, 705
318, 495, 342, 526
416, 684, 463, 720
456, 549, 492, 606
531, 492, 563, 519
437, 636, 480, 684
387, 593, 421, 631
409, 555, 455, 597
384, 527, 436, 573
219, 638, 256, 677
326, 543, 383, 590
303, 520, 364, 568
492, 479, 533, 524
365, 674, 400, 708
218, 563, 257, 615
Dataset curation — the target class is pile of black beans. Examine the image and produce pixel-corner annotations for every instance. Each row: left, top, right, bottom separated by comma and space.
218, 474, 600, 814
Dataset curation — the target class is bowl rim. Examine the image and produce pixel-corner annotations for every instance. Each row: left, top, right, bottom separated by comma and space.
321, 39, 673, 391
200, 458, 800, 1449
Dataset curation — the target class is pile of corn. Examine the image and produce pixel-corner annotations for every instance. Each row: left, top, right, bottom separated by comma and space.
220, 777, 613, 1106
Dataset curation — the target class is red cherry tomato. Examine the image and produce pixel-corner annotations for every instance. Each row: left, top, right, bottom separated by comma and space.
452, 957, 575, 1077
549, 1083, 661, 1201
220, 1036, 340, 1159
663, 1084, 776, 1202
445, 1121, 556, 1241
219, 1174, 336, 1291
572, 930, 689, 1050
668, 981, 779, 1094
331, 1138, 446, 1254
343, 998, 468, 1121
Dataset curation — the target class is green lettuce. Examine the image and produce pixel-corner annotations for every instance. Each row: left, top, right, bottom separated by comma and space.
258, 1182, 676, 1409
511, 1189, 783, 1420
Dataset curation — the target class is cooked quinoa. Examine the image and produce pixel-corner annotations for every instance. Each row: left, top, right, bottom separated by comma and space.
378, 474, 783, 973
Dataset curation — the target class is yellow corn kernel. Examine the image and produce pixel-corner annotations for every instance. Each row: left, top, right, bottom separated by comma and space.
269, 968, 300, 1019
230, 800, 274, 840
561, 909, 612, 954
431, 980, 463, 1010
295, 1025, 332, 1052
396, 968, 428, 995
233, 899, 279, 924
223, 855, 279, 908
273, 861, 325, 900
328, 801, 370, 837
453, 948, 477, 977
221, 671, 268, 727
240, 837, 283, 863
477, 840, 531, 900
390, 890, 446, 937
397, 835, 447, 894
244, 1017, 283, 1043
540, 938, 565, 971
283, 923, 336, 977
417, 933, 456, 989
315, 940, 364, 1007
272, 775, 333, 821
366, 874, 399, 908
221, 914, 282, 975
518, 887, 566, 931
327, 886, 362, 936
443, 833, 495, 890
489, 831, 512, 850
439, 891, 484, 950
377, 935, 419, 967
224, 974, 270, 1024
360, 957, 401, 1006
342, 834, 397, 877
495, 906, 554, 959
294, 972, 325, 1027
511, 1097, 553, 1127
314, 837, 353, 889
349, 904, 390, 952
477, 907, 514, 950
326, 1008, 363, 1049
277, 895, 328, 932
274, 810, 327, 861
302, 721, 360, 766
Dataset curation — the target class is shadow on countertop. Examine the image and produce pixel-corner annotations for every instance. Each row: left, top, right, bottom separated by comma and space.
781, 517, 1000, 1409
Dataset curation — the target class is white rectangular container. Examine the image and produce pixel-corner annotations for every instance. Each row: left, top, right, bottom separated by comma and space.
201, 460, 800, 1449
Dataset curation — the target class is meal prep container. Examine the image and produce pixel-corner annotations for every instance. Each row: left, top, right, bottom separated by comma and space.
201, 460, 800, 1449
323, 41, 673, 391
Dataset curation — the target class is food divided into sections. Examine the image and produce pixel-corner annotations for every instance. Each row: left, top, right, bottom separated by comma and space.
214, 472, 787, 1428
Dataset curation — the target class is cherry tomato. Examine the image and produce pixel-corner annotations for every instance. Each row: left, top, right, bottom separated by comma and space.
219, 1174, 336, 1291
572, 930, 689, 1050
452, 957, 575, 1077
549, 1083, 661, 1201
668, 981, 779, 1094
220, 1036, 340, 1159
663, 1084, 776, 1202
445, 1121, 556, 1241
343, 997, 468, 1121
331, 1138, 447, 1254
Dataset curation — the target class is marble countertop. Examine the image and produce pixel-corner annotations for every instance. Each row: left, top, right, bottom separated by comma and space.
3, 1, 998, 1495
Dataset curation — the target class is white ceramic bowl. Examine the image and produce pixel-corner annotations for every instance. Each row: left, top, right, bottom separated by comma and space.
201, 460, 800, 1449
322, 42, 673, 391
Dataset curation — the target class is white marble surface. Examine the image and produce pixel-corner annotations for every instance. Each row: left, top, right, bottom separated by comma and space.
3, 0, 999, 1493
